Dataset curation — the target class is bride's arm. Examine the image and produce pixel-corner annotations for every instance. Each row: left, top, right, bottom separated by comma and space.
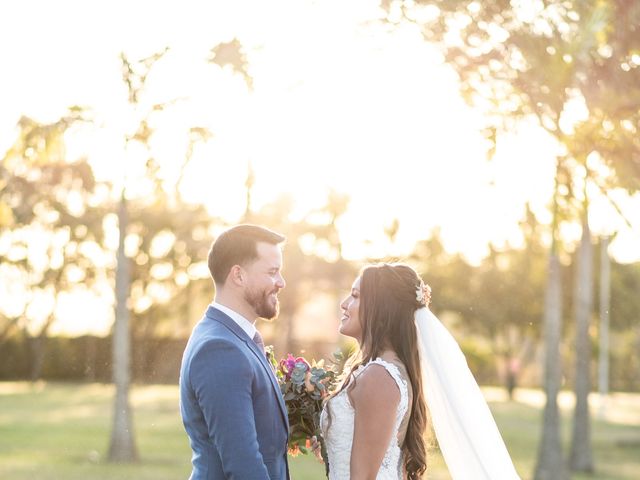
349, 364, 401, 480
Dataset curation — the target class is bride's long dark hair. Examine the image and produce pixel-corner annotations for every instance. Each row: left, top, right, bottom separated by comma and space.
329, 263, 428, 479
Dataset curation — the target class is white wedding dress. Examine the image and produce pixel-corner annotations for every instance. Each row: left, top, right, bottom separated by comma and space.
319, 308, 521, 480
320, 358, 410, 480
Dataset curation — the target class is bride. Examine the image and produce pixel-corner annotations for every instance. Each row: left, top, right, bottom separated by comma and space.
315, 263, 521, 480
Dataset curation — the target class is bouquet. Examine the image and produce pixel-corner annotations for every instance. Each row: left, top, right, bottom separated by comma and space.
267, 347, 341, 477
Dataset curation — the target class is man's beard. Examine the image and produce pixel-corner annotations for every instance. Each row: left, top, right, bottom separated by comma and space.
245, 286, 279, 319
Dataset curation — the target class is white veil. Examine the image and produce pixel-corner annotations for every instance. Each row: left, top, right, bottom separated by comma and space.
415, 307, 521, 480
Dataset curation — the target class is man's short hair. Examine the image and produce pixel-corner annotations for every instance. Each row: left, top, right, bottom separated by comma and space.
208, 224, 285, 286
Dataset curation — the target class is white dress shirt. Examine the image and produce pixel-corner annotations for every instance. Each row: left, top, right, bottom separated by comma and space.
211, 302, 257, 340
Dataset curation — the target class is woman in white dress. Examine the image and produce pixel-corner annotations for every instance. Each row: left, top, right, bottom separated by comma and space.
316, 263, 521, 480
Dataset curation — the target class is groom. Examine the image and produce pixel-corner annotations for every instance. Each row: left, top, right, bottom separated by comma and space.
180, 224, 290, 479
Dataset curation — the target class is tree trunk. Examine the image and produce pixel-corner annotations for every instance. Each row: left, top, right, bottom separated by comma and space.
570, 217, 594, 472
29, 334, 46, 382
597, 236, 610, 418
28, 314, 55, 382
108, 194, 138, 462
534, 253, 568, 480
504, 353, 518, 401
85, 335, 97, 382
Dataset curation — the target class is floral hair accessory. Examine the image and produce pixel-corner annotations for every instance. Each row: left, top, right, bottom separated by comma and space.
416, 281, 432, 306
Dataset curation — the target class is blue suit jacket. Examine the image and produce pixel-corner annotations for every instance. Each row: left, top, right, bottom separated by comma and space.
180, 305, 290, 479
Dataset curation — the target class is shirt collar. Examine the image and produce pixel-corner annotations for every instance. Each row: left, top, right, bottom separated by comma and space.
211, 302, 257, 339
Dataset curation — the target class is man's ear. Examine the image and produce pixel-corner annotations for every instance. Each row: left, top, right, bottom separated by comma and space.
229, 265, 244, 287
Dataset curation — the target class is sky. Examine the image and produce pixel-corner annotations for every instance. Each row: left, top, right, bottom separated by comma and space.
1, 0, 639, 335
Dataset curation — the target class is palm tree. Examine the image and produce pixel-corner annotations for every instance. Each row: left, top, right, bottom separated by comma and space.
108, 39, 253, 461
108, 191, 137, 461
108, 48, 170, 462
531, 167, 569, 479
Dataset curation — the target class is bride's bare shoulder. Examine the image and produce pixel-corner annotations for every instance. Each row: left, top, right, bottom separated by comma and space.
350, 362, 401, 409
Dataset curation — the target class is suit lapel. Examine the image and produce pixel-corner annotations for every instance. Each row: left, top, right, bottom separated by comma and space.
206, 306, 289, 431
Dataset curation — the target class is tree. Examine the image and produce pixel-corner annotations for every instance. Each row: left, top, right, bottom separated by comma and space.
107, 49, 171, 463
537, 220, 565, 478
126, 196, 212, 379
597, 234, 611, 417
107, 37, 258, 460
460, 208, 545, 398
387, 0, 640, 475
570, 203, 593, 471
409, 207, 546, 398
0, 111, 103, 379
607, 257, 640, 392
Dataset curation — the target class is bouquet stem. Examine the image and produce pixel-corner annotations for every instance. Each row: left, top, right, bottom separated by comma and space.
315, 429, 330, 478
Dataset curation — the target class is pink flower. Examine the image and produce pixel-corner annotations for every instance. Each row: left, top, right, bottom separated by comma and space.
279, 354, 298, 380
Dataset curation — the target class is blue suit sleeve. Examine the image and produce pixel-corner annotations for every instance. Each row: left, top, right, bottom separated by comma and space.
190, 339, 270, 480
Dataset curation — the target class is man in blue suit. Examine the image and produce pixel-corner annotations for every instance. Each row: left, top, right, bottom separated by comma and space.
180, 225, 290, 479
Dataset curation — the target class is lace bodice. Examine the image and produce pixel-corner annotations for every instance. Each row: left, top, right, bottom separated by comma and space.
320, 358, 409, 480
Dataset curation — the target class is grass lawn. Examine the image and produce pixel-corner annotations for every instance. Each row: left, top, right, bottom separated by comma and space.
0, 382, 638, 479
